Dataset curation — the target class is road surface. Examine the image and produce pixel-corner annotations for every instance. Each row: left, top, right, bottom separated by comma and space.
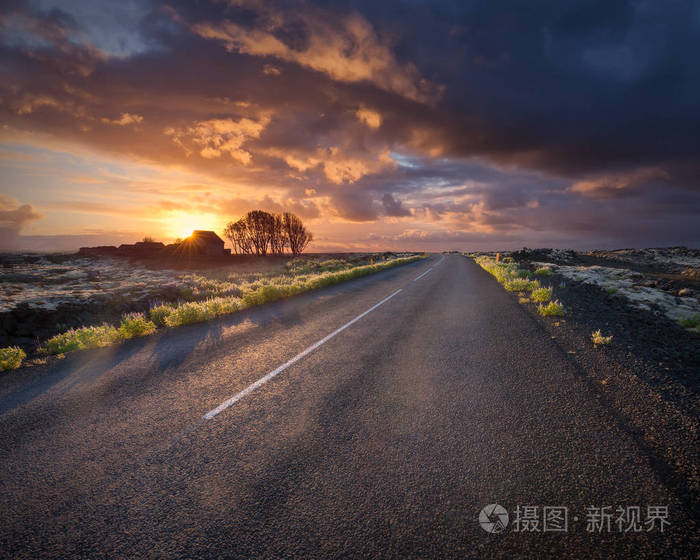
0, 255, 695, 558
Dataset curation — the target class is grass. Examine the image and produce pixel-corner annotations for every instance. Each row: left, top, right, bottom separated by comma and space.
537, 300, 565, 317
0, 346, 26, 371
117, 312, 157, 339
149, 304, 174, 327
474, 255, 564, 317
503, 278, 540, 292
33, 254, 426, 357
591, 329, 613, 346
531, 287, 553, 303
605, 287, 618, 295
40, 324, 120, 355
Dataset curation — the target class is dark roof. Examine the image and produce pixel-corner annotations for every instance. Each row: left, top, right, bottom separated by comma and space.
190, 230, 224, 243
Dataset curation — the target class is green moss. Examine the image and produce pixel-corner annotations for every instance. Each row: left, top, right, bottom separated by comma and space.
678, 314, 700, 330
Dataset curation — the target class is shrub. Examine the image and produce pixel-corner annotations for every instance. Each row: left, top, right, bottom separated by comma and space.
204, 296, 240, 316
149, 304, 174, 327
518, 296, 530, 304
605, 287, 618, 295
515, 269, 532, 279
531, 287, 553, 303
537, 300, 565, 317
40, 325, 120, 355
534, 267, 552, 276
117, 312, 157, 339
164, 301, 215, 327
0, 346, 26, 371
242, 284, 286, 307
591, 329, 613, 346
503, 278, 539, 292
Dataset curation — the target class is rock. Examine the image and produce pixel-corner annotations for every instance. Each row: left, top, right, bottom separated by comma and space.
678, 288, 693, 297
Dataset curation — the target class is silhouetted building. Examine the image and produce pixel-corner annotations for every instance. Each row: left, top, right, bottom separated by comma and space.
117, 241, 165, 255
78, 246, 118, 256
185, 230, 229, 256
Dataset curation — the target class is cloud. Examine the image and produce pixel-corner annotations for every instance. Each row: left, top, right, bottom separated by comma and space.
0, 195, 43, 250
569, 167, 670, 197
192, 6, 439, 102
100, 112, 144, 126
356, 107, 382, 129
165, 114, 270, 163
381, 193, 411, 217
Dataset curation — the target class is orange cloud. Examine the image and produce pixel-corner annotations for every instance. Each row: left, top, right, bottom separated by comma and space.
356, 107, 382, 129
570, 167, 669, 196
265, 146, 395, 184
100, 112, 143, 126
165, 114, 270, 163
193, 11, 438, 103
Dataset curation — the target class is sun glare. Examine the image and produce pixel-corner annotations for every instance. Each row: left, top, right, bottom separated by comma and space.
166, 212, 219, 240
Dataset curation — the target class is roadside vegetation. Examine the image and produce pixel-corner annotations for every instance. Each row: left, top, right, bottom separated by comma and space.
35, 255, 425, 357
531, 287, 553, 303
473, 255, 565, 317
0, 346, 26, 372
591, 329, 613, 346
537, 300, 566, 316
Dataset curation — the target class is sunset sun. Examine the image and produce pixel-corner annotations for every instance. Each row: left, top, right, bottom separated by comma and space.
167, 213, 220, 240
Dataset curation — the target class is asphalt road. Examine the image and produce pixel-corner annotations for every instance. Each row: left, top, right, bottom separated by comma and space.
0, 255, 696, 558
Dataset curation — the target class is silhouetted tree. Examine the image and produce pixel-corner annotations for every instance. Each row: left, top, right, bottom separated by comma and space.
283, 212, 313, 256
223, 219, 252, 255
246, 210, 275, 255
224, 210, 312, 256
269, 213, 286, 256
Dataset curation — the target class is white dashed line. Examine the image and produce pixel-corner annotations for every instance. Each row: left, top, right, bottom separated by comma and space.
413, 268, 433, 282
203, 288, 403, 420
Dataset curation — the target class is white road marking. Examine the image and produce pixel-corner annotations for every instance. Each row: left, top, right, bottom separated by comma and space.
413, 268, 433, 282
433, 255, 445, 267
203, 288, 404, 420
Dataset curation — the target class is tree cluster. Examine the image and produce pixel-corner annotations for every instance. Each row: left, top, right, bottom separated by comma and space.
223, 211, 313, 256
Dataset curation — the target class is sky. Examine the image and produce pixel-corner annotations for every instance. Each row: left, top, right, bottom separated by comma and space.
1, 0, 699, 252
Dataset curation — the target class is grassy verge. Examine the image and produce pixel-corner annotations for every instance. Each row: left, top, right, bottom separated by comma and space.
36, 255, 426, 357
472, 255, 565, 316
0, 346, 26, 372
